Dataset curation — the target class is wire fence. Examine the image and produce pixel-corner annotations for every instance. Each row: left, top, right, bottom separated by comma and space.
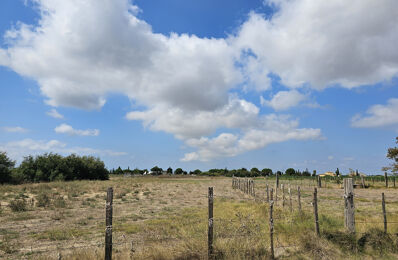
2, 176, 398, 259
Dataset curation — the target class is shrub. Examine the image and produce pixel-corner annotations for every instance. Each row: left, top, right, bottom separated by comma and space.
53, 196, 67, 208
9, 198, 27, 212
36, 193, 51, 207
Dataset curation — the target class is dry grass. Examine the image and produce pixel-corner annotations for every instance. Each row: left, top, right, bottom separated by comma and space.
0, 176, 398, 259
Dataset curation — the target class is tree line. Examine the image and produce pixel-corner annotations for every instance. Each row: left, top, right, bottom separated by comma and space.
111, 166, 318, 177
0, 152, 108, 184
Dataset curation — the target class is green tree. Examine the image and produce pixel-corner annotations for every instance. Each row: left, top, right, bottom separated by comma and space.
167, 167, 173, 174
250, 167, 260, 177
285, 168, 296, 176
384, 137, 398, 174
175, 168, 183, 175
335, 168, 340, 177
114, 166, 124, 175
150, 166, 163, 175
261, 168, 273, 176
0, 151, 15, 184
193, 169, 202, 175
312, 170, 317, 176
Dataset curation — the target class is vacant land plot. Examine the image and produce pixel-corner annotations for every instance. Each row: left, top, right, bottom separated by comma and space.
1, 176, 398, 259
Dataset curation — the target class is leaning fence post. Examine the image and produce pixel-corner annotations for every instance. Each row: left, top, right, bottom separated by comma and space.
385, 172, 388, 188
269, 201, 275, 259
313, 188, 320, 236
105, 187, 113, 260
382, 192, 387, 234
208, 187, 214, 258
344, 178, 355, 233
297, 186, 302, 212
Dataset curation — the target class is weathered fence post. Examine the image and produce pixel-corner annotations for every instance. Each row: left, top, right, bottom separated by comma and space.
313, 188, 320, 236
361, 176, 365, 188
394, 177, 396, 188
297, 186, 302, 212
252, 180, 255, 197
208, 187, 214, 258
269, 201, 275, 259
385, 172, 388, 188
288, 185, 292, 212
382, 192, 387, 234
317, 176, 322, 188
282, 184, 285, 208
344, 178, 355, 233
276, 173, 279, 188
105, 187, 113, 260
266, 184, 269, 202
270, 188, 274, 202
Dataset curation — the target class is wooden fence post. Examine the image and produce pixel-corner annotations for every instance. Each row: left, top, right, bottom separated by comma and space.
266, 184, 269, 202
394, 177, 396, 188
270, 188, 274, 202
313, 188, 320, 236
288, 185, 292, 212
317, 176, 322, 188
269, 201, 275, 259
361, 176, 365, 188
276, 174, 279, 189
385, 172, 388, 188
282, 184, 285, 208
382, 193, 387, 234
344, 178, 355, 233
208, 187, 214, 258
252, 180, 255, 197
105, 187, 113, 260
297, 186, 302, 212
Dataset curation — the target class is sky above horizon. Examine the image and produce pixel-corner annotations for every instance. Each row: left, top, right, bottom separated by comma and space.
0, 0, 397, 174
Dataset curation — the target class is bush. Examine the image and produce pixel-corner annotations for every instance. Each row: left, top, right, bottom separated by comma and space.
36, 193, 51, 207
53, 196, 67, 208
9, 198, 27, 212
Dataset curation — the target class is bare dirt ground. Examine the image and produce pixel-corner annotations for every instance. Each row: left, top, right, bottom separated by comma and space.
1, 176, 398, 259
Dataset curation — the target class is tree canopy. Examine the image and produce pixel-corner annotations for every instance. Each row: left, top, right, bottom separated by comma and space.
384, 136, 398, 174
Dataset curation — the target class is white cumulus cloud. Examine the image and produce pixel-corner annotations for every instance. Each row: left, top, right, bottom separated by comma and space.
46, 108, 64, 119
235, 0, 398, 89
1, 126, 29, 133
55, 124, 99, 136
261, 90, 307, 111
0, 138, 126, 163
351, 98, 398, 128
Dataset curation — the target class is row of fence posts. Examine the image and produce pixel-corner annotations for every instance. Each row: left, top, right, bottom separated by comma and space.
232, 177, 255, 196
102, 176, 390, 260
231, 177, 389, 259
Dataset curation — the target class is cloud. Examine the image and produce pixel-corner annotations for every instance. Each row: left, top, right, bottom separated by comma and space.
46, 108, 64, 119
1, 126, 29, 133
0, 0, 240, 111
182, 127, 322, 162
5, 0, 396, 160
235, 0, 398, 89
351, 98, 398, 128
328, 156, 334, 160
0, 138, 126, 163
55, 124, 99, 136
261, 90, 307, 111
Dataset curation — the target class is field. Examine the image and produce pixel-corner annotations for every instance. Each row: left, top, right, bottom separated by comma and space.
1, 175, 398, 259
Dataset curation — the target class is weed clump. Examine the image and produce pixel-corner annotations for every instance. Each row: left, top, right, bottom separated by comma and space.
9, 198, 27, 212
36, 193, 51, 207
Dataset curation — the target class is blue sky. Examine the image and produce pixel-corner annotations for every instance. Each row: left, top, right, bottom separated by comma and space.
0, 0, 397, 174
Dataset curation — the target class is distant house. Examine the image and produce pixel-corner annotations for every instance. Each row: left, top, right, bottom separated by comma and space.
319, 171, 336, 177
